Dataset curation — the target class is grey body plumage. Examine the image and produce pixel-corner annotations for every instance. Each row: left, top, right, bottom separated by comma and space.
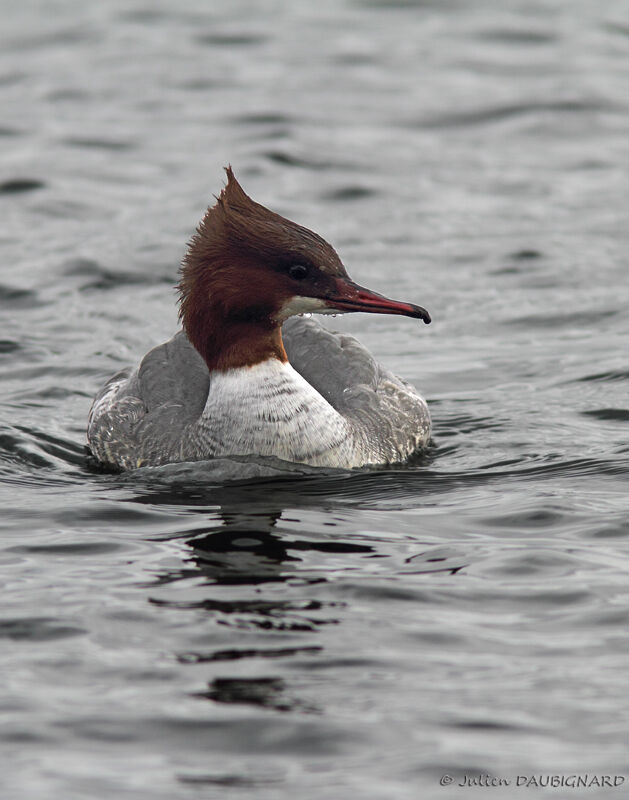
87, 317, 430, 471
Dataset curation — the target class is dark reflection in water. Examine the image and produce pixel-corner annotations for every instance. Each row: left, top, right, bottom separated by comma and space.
197, 676, 318, 714
149, 510, 371, 642
182, 523, 373, 586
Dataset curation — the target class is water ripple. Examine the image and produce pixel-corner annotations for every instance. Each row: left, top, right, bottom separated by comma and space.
0, 178, 46, 194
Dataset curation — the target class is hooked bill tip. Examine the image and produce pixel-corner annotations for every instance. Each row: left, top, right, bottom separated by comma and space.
413, 305, 431, 324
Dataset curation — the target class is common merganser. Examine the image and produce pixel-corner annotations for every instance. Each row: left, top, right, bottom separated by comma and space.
88, 168, 431, 471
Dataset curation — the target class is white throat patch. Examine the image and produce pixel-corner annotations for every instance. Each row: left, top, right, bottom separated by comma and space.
274, 295, 345, 322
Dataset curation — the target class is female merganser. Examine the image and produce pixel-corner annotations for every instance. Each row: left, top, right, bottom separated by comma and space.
88, 168, 431, 471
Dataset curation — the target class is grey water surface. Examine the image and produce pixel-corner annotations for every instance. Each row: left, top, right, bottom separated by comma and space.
2, 1, 629, 798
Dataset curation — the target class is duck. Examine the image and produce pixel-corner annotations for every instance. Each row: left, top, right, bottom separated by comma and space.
87, 167, 431, 471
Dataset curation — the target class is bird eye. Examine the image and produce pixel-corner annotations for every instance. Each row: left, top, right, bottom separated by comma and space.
288, 263, 309, 281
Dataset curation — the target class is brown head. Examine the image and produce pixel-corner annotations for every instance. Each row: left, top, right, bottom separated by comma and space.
178, 167, 430, 372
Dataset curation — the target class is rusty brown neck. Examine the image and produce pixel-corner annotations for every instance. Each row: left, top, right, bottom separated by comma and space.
184, 307, 287, 373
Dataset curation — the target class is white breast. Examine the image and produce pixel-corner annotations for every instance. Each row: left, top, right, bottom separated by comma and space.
192, 359, 365, 468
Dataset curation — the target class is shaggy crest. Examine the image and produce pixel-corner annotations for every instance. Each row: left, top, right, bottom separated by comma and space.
175, 167, 428, 374
178, 167, 347, 324
176, 168, 349, 371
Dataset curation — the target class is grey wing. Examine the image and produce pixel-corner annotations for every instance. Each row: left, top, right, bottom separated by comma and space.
282, 316, 431, 460
282, 316, 379, 411
87, 367, 147, 468
136, 330, 209, 418
87, 331, 210, 469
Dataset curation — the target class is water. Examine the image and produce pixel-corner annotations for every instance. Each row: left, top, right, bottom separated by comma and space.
2, 1, 629, 798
